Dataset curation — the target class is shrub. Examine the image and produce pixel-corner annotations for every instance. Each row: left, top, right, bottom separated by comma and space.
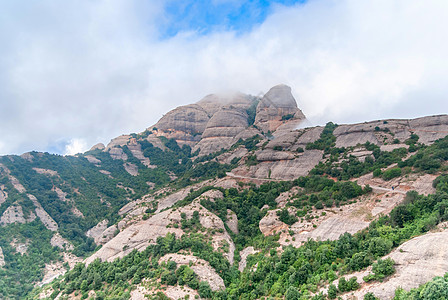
285, 286, 301, 300
364, 292, 379, 300
382, 168, 402, 181
373, 169, 382, 177
327, 284, 338, 299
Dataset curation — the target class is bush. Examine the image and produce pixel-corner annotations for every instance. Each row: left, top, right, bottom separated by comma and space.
371, 258, 395, 281
382, 168, 402, 181
328, 284, 338, 299
338, 277, 348, 292
364, 292, 379, 300
285, 286, 301, 300
373, 169, 382, 177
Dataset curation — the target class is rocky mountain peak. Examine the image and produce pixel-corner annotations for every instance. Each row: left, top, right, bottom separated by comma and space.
254, 84, 306, 133
260, 84, 297, 109
141, 85, 308, 154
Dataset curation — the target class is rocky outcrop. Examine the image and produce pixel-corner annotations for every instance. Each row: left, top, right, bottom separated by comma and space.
254, 84, 306, 133
0, 205, 36, 226
85, 155, 101, 165
159, 254, 225, 291
233, 149, 323, 180
106, 135, 131, 150
32, 168, 58, 177
86, 220, 109, 242
28, 194, 58, 231
338, 230, 448, 299
226, 209, 238, 234
90, 143, 105, 151
50, 233, 73, 250
0, 246, 5, 267
86, 220, 118, 245
155, 104, 210, 134
164, 286, 199, 300
52, 187, 68, 202
123, 162, 138, 176
239, 247, 259, 272
127, 143, 152, 167
153, 104, 210, 145
0, 185, 7, 205
409, 114, 448, 144
108, 147, 128, 160
86, 198, 234, 265
194, 107, 250, 155
333, 115, 448, 148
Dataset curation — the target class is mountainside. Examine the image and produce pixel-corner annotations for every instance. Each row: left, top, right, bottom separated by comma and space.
0, 84, 447, 299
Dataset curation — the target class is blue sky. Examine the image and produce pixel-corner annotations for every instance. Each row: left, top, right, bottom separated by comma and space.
0, 0, 448, 155
160, 0, 303, 37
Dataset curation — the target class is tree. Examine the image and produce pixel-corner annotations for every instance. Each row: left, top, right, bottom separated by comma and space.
338, 277, 348, 292
419, 277, 448, 299
198, 281, 213, 299
328, 284, 338, 299
364, 292, 378, 300
285, 286, 301, 300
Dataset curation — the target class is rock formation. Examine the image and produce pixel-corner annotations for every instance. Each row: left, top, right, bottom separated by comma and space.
254, 84, 306, 133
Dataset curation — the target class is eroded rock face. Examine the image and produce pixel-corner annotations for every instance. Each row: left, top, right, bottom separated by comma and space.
85, 155, 101, 165
108, 147, 128, 160
239, 247, 259, 272
86, 220, 118, 246
0, 246, 5, 267
159, 254, 225, 291
338, 230, 448, 300
106, 135, 131, 150
0, 186, 7, 206
255, 84, 306, 133
28, 194, 58, 231
123, 162, 138, 176
202, 108, 249, 139
156, 104, 211, 134
164, 285, 199, 300
226, 209, 238, 234
50, 233, 73, 251
90, 143, 105, 151
85, 199, 234, 265
0, 205, 36, 226
333, 115, 448, 148
233, 149, 323, 180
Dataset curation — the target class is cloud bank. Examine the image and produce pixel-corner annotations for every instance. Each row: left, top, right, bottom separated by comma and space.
0, 0, 447, 155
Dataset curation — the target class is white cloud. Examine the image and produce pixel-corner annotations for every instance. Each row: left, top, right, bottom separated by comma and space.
65, 138, 89, 156
0, 0, 448, 155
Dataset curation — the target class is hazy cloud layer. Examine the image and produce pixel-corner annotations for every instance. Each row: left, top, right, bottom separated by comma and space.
0, 0, 447, 155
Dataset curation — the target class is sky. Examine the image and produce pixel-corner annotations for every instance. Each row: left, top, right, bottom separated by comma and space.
0, 0, 447, 155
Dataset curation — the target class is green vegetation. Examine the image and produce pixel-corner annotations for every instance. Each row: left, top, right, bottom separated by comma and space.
33, 170, 448, 299
0, 222, 61, 298
246, 98, 260, 126
290, 176, 371, 208
394, 273, 448, 299
363, 258, 396, 282
282, 113, 295, 121
306, 122, 338, 153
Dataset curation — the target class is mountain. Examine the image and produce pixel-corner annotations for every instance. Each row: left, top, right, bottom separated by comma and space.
0, 84, 447, 299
